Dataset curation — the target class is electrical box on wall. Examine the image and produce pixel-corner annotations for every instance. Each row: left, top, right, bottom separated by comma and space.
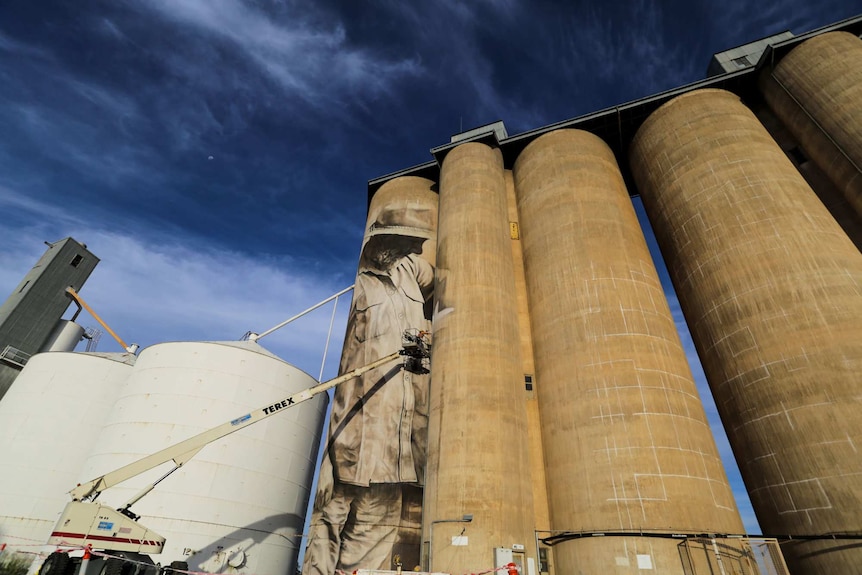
494, 547, 513, 567
496, 547, 529, 574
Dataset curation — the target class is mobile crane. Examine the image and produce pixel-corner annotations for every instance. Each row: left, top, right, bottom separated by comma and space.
39, 331, 431, 575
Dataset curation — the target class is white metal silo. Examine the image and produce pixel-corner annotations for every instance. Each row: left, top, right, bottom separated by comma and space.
40, 320, 86, 352
76, 340, 328, 575
0, 352, 134, 563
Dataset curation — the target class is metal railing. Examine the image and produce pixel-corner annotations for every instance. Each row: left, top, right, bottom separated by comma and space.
0, 345, 31, 367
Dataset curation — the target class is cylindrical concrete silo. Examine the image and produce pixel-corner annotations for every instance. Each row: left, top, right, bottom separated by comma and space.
630, 88, 862, 574
759, 31, 862, 217
504, 167, 553, 573
513, 129, 743, 574
754, 105, 862, 251
425, 142, 535, 574
0, 352, 134, 567
303, 175, 438, 575
78, 341, 327, 575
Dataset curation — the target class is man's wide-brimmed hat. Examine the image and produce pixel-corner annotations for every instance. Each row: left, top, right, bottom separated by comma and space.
366, 205, 435, 239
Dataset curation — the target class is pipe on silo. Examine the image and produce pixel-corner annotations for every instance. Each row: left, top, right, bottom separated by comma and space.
425, 142, 535, 574
514, 129, 743, 574
630, 88, 862, 575
759, 31, 862, 217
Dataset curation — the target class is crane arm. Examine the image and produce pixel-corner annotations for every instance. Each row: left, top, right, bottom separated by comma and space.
66, 287, 136, 353
70, 349, 406, 502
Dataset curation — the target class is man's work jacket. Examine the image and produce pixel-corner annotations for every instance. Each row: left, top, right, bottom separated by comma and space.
328, 253, 433, 487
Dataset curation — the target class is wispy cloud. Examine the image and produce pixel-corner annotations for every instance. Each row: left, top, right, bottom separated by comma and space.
576, 1, 703, 98
703, 0, 859, 52
0, 185, 84, 225
136, 0, 422, 112
0, 30, 51, 59
11, 101, 159, 187
0, 194, 351, 381
0, 5, 383, 264
373, 1, 547, 133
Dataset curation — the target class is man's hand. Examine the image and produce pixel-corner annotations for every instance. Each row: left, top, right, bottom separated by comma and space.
314, 454, 334, 510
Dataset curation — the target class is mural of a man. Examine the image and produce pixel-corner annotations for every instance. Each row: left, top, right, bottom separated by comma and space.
303, 199, 436, 574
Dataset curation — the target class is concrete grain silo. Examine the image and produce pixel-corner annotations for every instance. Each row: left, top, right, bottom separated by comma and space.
425, 142, 536, 573
754, 104, 862, 251
759, 31, 862, 216
0, 351, 134, 569
304, 176, 438, 574
630, 88, 862, 574
513, 128, 744, 574
77, 341, 327, 575
298, 16, 862, 575
504, 165, 553, 574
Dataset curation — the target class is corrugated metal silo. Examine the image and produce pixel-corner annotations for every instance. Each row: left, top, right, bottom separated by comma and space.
77, 341, 327, 574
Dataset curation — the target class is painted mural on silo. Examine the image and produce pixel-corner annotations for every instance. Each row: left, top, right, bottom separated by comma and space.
303, 177, 438, 575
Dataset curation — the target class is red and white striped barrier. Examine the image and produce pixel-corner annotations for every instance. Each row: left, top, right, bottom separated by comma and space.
335, 563, 520, 575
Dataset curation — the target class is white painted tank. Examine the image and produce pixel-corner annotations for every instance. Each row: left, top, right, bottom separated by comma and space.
0, 352, 134, 563
40, 320, 86, 352
77, 341, 328, 575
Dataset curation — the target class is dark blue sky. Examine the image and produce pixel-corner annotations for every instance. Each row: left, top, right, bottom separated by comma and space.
3, 1, 857, 268
1, 0, 859, 533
